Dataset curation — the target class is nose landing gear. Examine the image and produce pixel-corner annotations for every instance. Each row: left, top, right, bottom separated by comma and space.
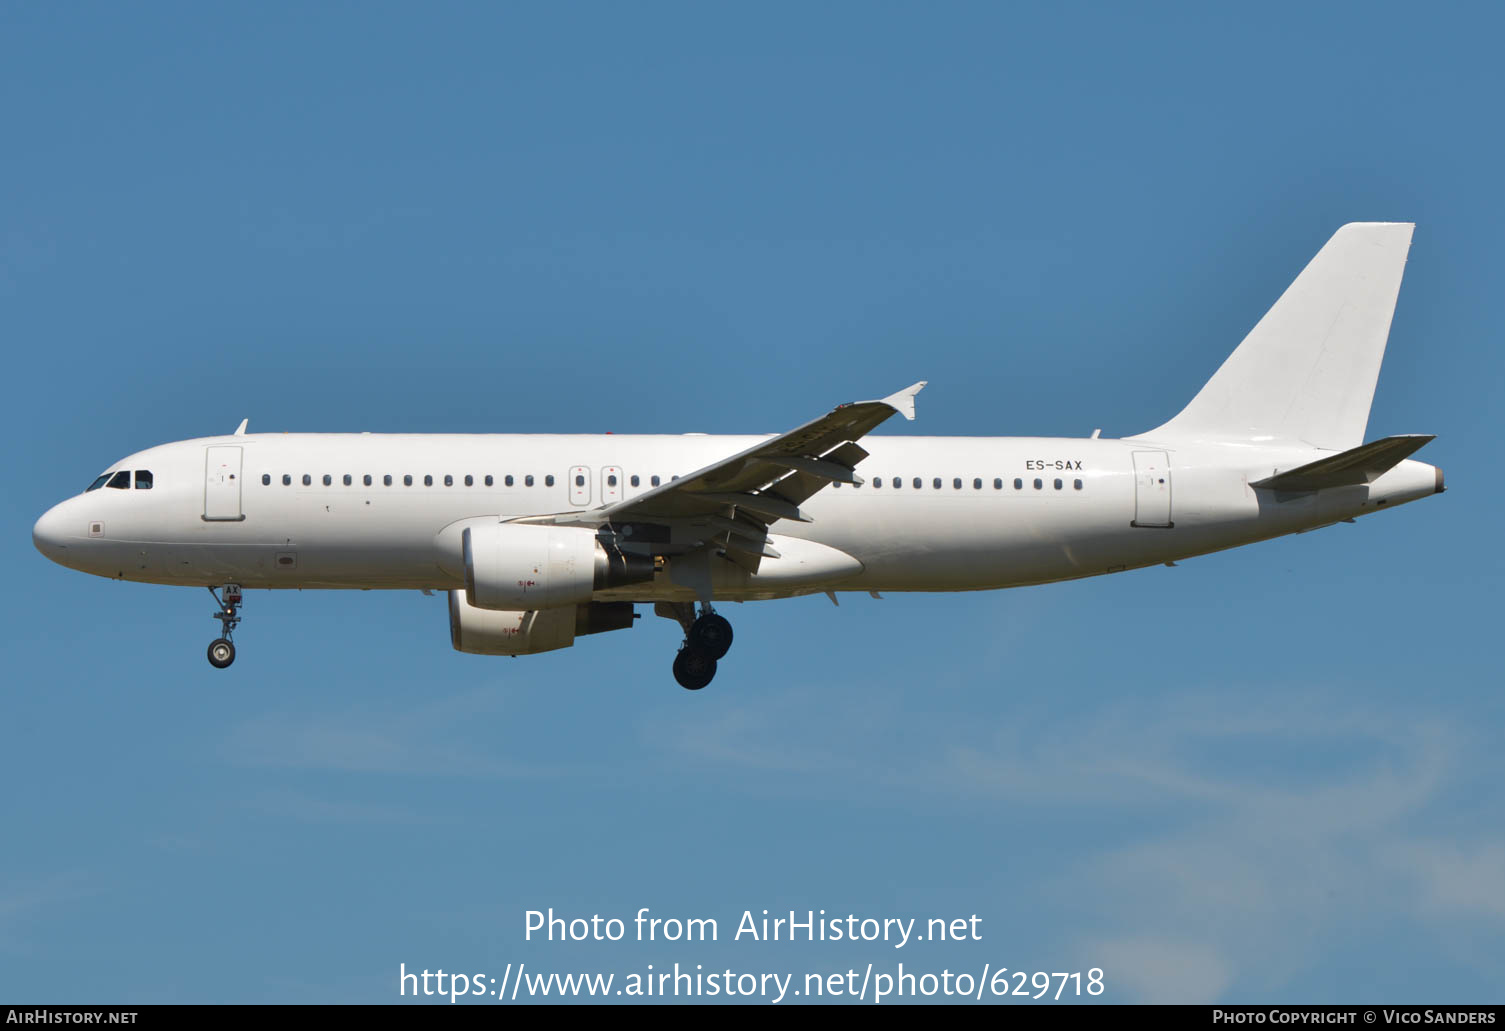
661, 602, 734, 690
207, 584, 243, 669
208, 638, 235, 668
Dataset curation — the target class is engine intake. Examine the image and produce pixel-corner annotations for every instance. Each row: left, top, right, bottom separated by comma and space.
463, 523, 653, 610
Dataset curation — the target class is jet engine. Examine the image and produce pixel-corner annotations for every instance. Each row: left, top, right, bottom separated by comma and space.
462, 523, 654, 610
448, 591, 637, 655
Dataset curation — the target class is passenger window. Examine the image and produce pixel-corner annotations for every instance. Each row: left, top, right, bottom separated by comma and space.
651, 475, 660, 487
607, 475, 617, 487
575, 474, 585, 487
631, 475, 640, 487
404, 475, 413, 486
544, 475, 553, 487
87, 473, 112, 492
444, 475, 453, 486
1054, 478, 1063, 490
484, 475, 493, 486
384, 475, 393, 486
261, 474, 271, 487
893, 477, 902, 489
874, 477, 883, 489
344, 474, 352, 486
933, 477, 942, 489
302, 474, 311, 486
953, 478, 962, 489
283, 475, 292, 486
833, 481, 842, 489
1033, 478, 1042, 489
913, 477, 922, 489
322, 474, 332, 486
973, 478, 982, 490
993, 477, 1002, 489
505, 475, 514, 487
1014, 478, 1023, 490
1074, 478, 1083, 490
364, 474, 373, 486
525, 475, 534, 487
424, 475, 433, 486
464, 475, 473, 487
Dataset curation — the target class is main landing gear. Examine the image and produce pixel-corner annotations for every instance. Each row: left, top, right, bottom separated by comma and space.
207, 584, 243, 669
662, 602, 734, 690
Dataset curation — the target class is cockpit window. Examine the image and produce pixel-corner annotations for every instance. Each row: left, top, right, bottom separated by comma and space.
135, 470, 153, 490
86, 473, 111, 492
106, 470, 131, 490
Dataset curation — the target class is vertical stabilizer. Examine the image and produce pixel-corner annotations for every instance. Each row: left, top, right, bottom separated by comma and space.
1135, 223, 1414, 450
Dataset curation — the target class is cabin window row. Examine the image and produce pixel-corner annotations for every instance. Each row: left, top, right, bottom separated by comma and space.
834, 476, 1084, 491
265, 473, 550, 488
260, 472, 676, 488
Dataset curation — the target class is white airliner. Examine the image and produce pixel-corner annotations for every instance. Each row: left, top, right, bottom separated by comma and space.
33, 223, 1443, 689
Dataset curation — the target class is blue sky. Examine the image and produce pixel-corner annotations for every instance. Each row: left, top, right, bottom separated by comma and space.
3, 2, 1501, 1004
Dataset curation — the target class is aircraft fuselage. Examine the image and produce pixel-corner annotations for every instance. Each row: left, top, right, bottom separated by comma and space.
32, 431, 1442, 600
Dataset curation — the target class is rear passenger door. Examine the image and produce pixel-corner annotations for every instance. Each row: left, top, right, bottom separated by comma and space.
1130, 450, 1173, 528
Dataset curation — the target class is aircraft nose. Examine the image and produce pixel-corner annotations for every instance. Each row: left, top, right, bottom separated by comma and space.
32, 502, 71, 559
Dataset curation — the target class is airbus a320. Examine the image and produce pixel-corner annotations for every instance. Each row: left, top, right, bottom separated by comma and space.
33, 223, 1444, 689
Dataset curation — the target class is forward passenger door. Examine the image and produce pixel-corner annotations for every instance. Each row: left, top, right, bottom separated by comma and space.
203, 446, 244, 521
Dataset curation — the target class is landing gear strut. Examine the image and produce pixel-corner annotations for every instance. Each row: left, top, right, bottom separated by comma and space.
661, 602, 734, 690
207, 584, 242, 669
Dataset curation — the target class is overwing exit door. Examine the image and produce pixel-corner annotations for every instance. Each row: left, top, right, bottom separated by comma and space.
1131, 450, 1173, 528
204, 446, 245, 521
568, 465, 591, 506
601, 466, 622, 504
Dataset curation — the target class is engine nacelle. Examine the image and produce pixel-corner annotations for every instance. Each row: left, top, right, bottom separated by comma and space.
462, 523, 654, 610
448, 591, 637, 655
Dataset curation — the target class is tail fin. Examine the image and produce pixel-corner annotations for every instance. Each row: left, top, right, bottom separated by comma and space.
1136, 222, 1414, 450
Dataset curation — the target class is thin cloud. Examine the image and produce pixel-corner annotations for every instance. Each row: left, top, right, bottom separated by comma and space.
219, 686, 567, 779
0, 872, 97, 955
651, 681, 1502, 1000
245, 789, 434, 826
1090, 938, 1232, 1004
1384, 840, 1505, 921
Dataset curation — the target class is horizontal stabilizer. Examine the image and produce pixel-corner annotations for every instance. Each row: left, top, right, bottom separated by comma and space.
1251, 434, 1434, 491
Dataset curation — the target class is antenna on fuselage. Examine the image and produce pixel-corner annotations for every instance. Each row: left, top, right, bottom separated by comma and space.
233, 418, 248, 436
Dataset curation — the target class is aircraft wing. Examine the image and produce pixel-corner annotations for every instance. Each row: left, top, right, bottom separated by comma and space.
533, 381, 925, 566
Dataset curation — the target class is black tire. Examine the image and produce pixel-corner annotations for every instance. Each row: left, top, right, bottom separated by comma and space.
672, 647, 717, 690
688, 613, 734, 660
207, 638, 236, 669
